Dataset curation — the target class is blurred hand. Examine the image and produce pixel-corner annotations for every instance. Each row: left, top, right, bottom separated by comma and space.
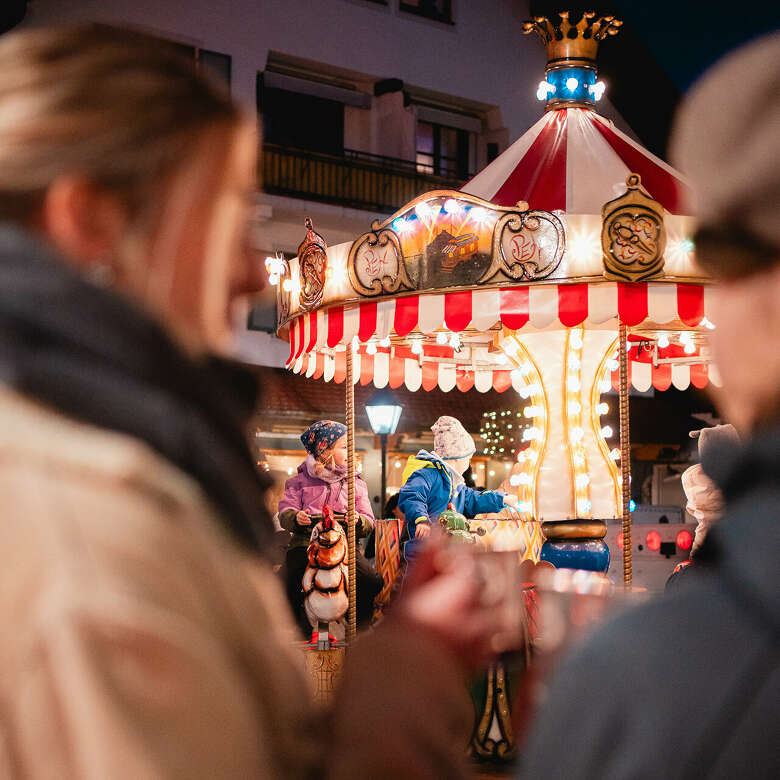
415, 523, 431, 539
395, 537, 504, 671
296, 510, 311, 526
503, 493, 518, 507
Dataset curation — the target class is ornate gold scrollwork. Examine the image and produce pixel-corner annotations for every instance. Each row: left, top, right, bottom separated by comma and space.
348, 221, 414, 297
479, 204, 566, 283
601, 173, 666, 282
298, 217, 328, 311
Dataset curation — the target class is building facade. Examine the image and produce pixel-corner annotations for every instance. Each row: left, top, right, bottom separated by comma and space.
24, 0, 637, 367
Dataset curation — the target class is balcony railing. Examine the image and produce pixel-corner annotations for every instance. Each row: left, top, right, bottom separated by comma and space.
262, 143, 468, 214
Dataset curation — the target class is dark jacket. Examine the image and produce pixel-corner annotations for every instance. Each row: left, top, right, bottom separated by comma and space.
516, 427, 780, 780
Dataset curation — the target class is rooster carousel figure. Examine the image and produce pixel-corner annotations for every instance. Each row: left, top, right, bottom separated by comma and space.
303, 506, 349, 647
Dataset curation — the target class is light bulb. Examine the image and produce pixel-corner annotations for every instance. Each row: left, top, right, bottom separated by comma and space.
590, 80, 606, 100
570, 332, 584, 349
411, 340, 423, 355
526, 449, 538, 462
609, 448, 621, 460
509, 474, 522, 486
575, 473, 590, 488
567, 401, 582, 415
568, 356, 582, 370
598, 380, 612, 393
601, 425, 614, 438
657, 334, 670, 349
414, 201, 432, 219
577, 499, 592, 514
573, 452, 585, 467
282, 279, 294, 292
684, 341, 696, 355
449, 332, 461, 349
569, 426, 584, 443
567, 377, 582, 392
520, 362, 532, 374
379, 336, 391, 348
443, 198, 462, 215
566, 77, 579, 92
597, 402, 609, 415
436, 331, 448, 346
366, 341, 377, 355
607, 359, 619, 371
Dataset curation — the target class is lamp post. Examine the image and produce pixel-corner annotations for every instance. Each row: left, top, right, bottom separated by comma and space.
365, 389, 403, 517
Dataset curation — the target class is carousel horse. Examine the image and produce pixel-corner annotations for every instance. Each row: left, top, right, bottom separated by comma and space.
302, 506, 349, 643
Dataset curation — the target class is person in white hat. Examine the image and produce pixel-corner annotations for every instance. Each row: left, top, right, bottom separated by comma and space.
398, 415, 516, 557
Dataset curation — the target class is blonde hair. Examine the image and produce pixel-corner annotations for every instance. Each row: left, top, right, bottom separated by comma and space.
0, 24, 240, 225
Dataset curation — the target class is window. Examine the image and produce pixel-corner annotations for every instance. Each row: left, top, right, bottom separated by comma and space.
487, 142, 499, 164
170, 43, 231, 87
400, 0, 453, 24
416, 120, 472, 179
259, 82, 345, 156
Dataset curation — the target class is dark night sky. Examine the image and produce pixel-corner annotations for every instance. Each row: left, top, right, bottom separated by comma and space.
615, 0, 780, 91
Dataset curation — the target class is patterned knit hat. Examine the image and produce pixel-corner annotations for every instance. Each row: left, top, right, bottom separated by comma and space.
301, 420, 347, 458
431, 416, 475, 460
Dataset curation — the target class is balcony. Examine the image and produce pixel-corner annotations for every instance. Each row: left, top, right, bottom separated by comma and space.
261, 143, 468, 214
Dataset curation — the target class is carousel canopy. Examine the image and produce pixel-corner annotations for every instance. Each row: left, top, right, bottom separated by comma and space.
461, 107, 692, 216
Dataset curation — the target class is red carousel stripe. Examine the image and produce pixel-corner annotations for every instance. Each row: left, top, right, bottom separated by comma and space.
690, 364, 709, 389
677, 284, 704, 327
286, 319, 296, 366
394, 296, 419, 337
493, 371, 512, 393
306, 311, 318, 354
359, 352, 374, 385
358, 301, 377, 342
389, 355, 406, 389
500, 287, 530, 329
618, 283, 648, 326
611, 362, 633, 392
491, 110, 567, 211
423, 344, 455, 359
294, 317, 306, 359
444, 290, 472, 332
590, 117, 689, 214
652, 363, 672, 391
558, 283, 589, 327
456, 369, 475, 392
327, 306, 344, 348
333, 351, 347, 384
422, 362, 439, 391
313, 352, 325, 380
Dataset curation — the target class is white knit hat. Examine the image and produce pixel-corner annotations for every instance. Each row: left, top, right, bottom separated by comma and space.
431, 416, 475, 460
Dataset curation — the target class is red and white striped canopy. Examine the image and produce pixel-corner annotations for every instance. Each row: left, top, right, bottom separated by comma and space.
285, 281, 718, 392
286, 281, 710, 364
461, 107, 692, 215
288, 342, 720, 394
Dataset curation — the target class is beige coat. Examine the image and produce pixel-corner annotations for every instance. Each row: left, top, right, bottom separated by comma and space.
0, 386, 322, 778
0, 387, 473, 779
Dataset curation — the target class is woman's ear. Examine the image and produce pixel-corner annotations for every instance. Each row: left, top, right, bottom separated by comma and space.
39, 175, 128, 270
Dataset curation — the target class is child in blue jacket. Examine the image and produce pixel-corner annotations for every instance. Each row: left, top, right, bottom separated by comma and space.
399, 416, 515, 557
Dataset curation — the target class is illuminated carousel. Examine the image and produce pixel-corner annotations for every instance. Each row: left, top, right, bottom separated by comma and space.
268, 9, 716, 761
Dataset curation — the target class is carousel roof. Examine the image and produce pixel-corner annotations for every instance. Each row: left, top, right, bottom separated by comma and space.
461, 107, 692, 216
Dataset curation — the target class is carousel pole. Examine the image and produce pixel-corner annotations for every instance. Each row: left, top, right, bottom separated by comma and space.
618, 322, 632, 588
345, 346, 358, 643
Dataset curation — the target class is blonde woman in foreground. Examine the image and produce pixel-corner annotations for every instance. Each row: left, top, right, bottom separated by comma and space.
0, 25, 498, 779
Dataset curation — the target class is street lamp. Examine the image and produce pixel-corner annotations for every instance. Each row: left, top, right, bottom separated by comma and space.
365, 389, 403, 517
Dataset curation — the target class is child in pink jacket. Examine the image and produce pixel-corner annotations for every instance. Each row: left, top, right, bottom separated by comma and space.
278, 420, 379, 634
